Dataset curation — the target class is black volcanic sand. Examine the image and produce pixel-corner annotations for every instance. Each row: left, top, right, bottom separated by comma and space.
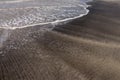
0, 0, 120, 80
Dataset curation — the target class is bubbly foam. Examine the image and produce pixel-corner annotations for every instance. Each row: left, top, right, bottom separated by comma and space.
0, 0, 31, 3
0, 0, 92, 30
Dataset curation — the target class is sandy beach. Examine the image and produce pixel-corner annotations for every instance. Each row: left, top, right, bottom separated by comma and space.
0, 0, 120, 80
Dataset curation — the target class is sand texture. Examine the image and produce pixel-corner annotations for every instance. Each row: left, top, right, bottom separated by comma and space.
0, 0, 120, 80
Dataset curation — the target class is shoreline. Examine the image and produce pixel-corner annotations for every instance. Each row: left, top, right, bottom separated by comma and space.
54, 0, 120, 44
0, 0, 90, 30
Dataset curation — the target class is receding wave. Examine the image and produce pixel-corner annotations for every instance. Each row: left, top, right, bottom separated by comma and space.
0, 0, 92, 30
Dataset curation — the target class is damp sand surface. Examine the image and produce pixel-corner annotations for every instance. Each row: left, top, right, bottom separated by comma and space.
0, 0, 120, 80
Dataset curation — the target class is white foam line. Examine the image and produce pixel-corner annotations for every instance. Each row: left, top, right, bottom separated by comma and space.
0, 5, 90, 30
0, 5, 84, 10
0, 0, 31, 4
0, 6, 41, 11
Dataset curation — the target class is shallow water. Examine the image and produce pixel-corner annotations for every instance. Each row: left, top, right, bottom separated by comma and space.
0, 0, 92, 29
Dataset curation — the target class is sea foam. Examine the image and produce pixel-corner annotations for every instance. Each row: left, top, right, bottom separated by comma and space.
0, 0, 92, 30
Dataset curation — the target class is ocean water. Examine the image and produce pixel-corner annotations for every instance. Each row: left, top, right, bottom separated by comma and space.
0, 0, 92, 29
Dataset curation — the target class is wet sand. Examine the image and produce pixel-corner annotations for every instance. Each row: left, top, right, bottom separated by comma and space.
0, 0, 120, 80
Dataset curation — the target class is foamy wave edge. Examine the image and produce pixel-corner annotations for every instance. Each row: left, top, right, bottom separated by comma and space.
0, 3, 91, 30
0, 0, 31, 4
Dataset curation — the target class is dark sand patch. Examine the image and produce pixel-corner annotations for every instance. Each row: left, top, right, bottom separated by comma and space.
54, 0, 120, 44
